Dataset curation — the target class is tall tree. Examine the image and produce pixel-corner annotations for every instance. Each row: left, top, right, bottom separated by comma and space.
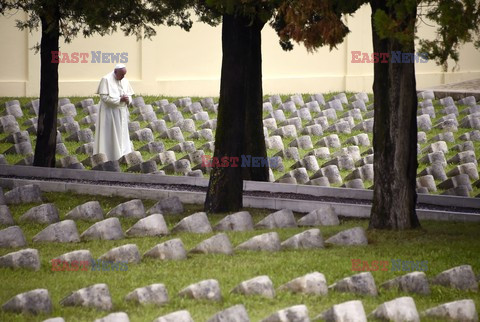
273, 0, 479, 229
201, 0, 380, 214
37, 0, 60, 168
201, 0, 361, 213
368, 0, 420, 229
199, 2, 274, 213
0, 0, 191, 167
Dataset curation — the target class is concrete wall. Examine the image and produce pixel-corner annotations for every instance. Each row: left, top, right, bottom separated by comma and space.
0, 5, 479, 97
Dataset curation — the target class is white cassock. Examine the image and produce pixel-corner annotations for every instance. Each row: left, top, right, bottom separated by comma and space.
94, 71, 134, 161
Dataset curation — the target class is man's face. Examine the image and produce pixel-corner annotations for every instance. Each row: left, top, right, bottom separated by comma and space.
114, 68, 127, 80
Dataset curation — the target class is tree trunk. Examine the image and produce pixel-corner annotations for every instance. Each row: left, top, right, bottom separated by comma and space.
33, 3, 60, 167
369, 0, 421, 230
204, 13, 267, 213
242, 18, 268, 182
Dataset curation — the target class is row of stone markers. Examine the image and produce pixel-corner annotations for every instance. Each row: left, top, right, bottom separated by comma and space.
1, 299, 479, 321
1, 185, 371, 255
1, 266, 478, 320
1, 184, 479, 320
0, 206, 358, 249
1, 92, 479, 196
415, 92, 480, 196
0, 182, 339, 226
0, 223, 362, 261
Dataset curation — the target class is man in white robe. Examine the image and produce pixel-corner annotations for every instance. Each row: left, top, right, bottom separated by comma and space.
94, 64, 134, 161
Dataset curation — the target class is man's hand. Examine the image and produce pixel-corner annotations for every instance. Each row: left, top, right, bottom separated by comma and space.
120, 95, 129, 103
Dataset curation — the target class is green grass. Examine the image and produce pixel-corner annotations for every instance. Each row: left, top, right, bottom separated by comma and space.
0, 191, 479, 321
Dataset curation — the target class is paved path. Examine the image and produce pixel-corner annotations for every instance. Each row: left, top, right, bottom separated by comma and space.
422, 78, 480, 100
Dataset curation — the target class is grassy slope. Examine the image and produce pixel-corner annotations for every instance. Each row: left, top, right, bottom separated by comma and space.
0, 192, 479, 321
1, 93, 478, 195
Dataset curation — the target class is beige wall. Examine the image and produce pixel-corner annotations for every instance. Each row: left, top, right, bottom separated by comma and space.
1, 5, 479, 97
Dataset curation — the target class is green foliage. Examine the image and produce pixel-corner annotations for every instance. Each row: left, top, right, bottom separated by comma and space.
0, 0, 193, 51
272, 0, 367, 52
195, 0, 282, 28
269, 0, 479, 70
372, 9, 399, 39
373, 0, 480, 69
371, 0, 418, 50
418, 0, 480, 71
205, 0, 280, 17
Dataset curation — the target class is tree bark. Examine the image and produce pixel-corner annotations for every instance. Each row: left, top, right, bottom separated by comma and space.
33, 3, 60, 167
369, 0, 421, 230
242, 17, 268, 182
204, 13, 267, 213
